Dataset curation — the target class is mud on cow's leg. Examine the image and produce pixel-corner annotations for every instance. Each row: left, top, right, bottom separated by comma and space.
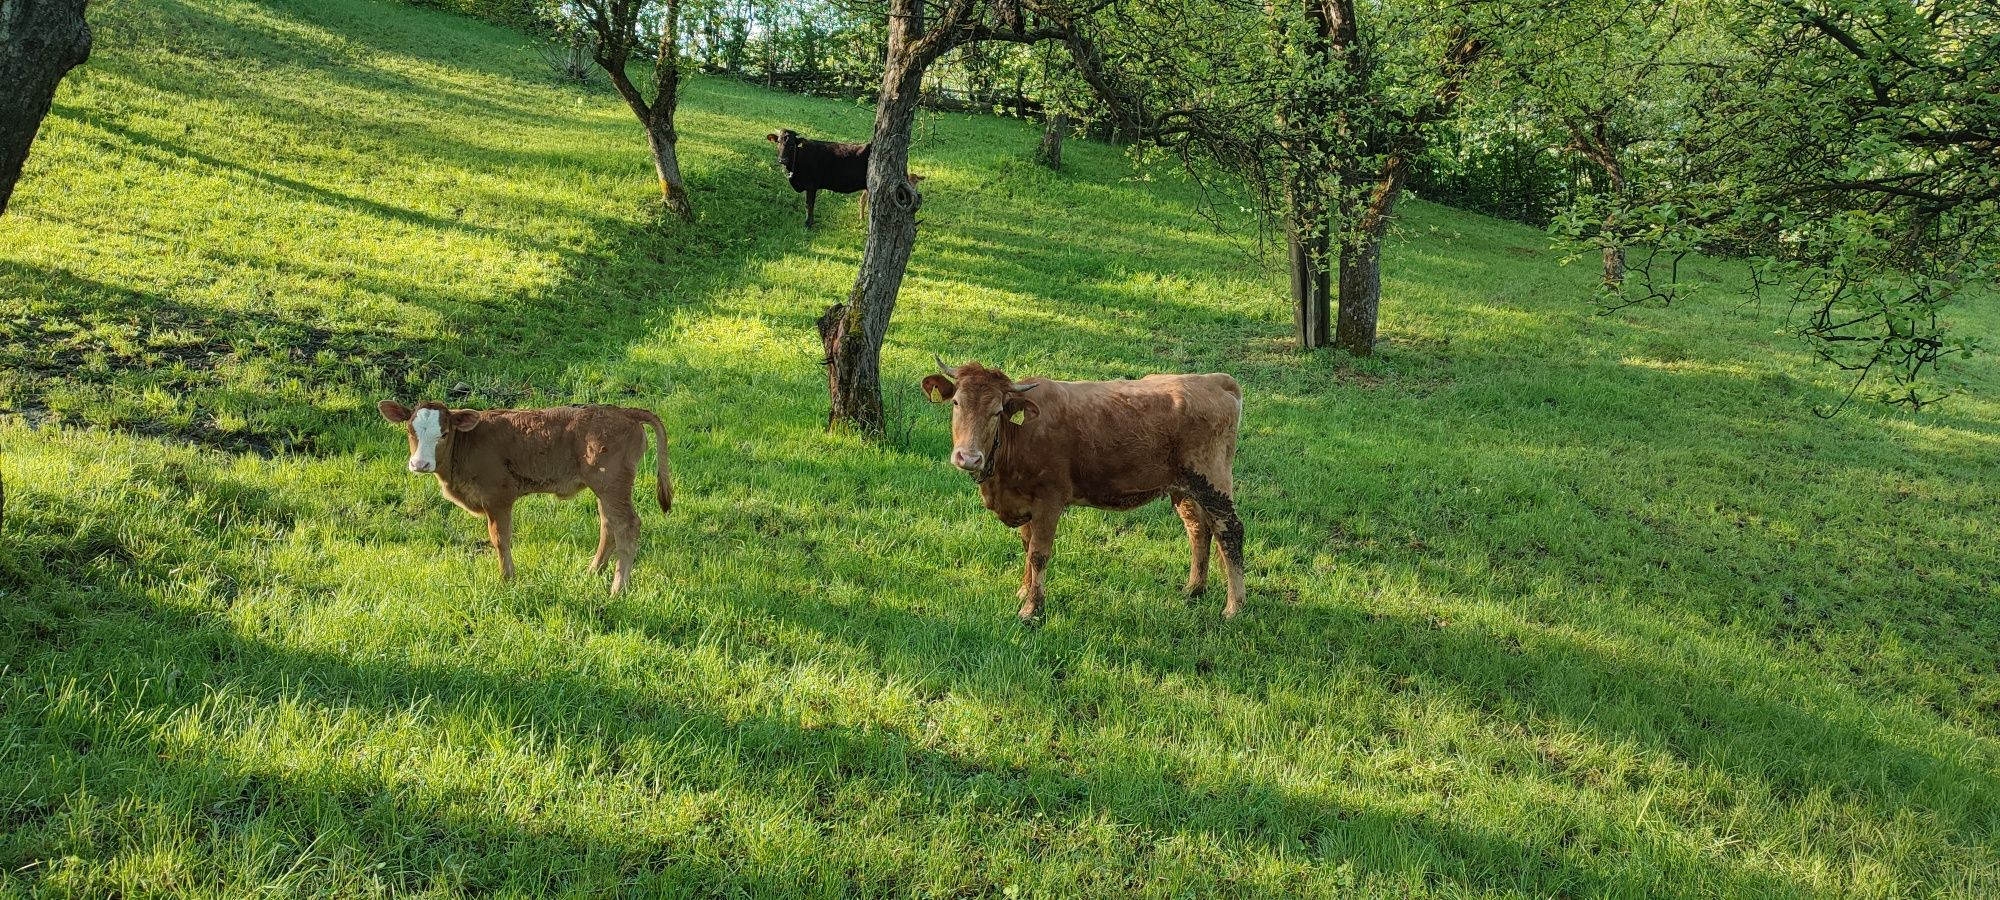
1213, 508, 1247, 618
1017, 506, 1062, 621
1017, 523, 1034, 611
1172, 491, 1214, 598
1181, 471, 1246, 618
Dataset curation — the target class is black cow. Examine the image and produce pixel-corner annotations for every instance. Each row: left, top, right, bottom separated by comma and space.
766, 128, 924, 227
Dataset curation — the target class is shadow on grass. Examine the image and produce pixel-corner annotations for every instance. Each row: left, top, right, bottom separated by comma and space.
1250, 358, 2000, 683
0, 468, 1815, 897
0, 263, 444, 453
4, 127, 815, 458
50, 105, 509, 241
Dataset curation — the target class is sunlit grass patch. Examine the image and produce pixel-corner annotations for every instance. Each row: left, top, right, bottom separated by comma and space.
1, 0, 1997, 897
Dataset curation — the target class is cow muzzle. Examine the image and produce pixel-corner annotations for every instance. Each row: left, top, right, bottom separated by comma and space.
950, 448, 985, 473
408, 459, 436, 474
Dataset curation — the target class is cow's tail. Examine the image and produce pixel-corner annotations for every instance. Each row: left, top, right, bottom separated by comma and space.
632, 408, 674, 514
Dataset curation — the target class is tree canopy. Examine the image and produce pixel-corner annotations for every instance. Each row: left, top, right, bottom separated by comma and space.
1552, 0, 1997, 409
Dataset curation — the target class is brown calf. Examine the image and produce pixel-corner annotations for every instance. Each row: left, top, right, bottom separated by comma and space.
922, 359, 1247, 620
378, 401, 673, 594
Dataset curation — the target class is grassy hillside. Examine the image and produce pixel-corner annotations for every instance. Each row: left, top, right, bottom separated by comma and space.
2, 0, 1997, 896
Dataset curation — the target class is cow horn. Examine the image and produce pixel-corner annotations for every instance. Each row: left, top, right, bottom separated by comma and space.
1009, 382, 1039, 393
934, 353, 954, 378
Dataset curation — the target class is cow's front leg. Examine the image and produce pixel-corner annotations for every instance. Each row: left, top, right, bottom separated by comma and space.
1172, 492, 1213, 598
804, 189, 818, 228
1017, 505, 1062, 620
486, 501, 516, 581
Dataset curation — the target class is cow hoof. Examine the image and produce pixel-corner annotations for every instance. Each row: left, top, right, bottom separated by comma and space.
1182, 581, 1208, 599
1222, 603, 1244, 620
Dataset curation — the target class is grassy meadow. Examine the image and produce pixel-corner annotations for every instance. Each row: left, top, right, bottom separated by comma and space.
2, 0, 1998, 895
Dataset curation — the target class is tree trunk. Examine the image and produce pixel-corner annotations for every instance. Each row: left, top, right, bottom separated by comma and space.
824, 3, 929, 433
1603, 243, 1626, 287
1334, 161, 1408, 356
1325, 19, 1479, 358
1286, 199, 1332, 349
1334, 232, 1382, 355
1571, 119, 1627, 288
1599, 162, 1626, 287
588, 0, 691, 220
648, 0, 691, 220
1036, 112, 1070, 170
645, 119, 692, 219
0, 0, 92, 216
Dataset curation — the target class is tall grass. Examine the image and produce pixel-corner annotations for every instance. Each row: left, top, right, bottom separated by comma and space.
1, 0, 1996, 896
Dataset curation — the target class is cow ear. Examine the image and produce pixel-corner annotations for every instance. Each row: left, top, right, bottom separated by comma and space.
450, 410, 480, 432
766, 132, 779, 143
378, 400, 412, 423
920, 374, 960, 402
1003, 396, 1039, 425
921, 375, 955, 403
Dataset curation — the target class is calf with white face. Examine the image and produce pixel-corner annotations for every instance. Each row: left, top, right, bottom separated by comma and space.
380, 401, 674, 594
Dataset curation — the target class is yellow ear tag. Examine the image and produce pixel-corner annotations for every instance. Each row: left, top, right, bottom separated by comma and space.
925, 385, 942, 402
1008, 409, 1027, 425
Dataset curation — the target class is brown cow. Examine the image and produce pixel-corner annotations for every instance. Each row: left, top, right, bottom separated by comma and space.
378, 401, 673, 594
921, 358, 1247, 620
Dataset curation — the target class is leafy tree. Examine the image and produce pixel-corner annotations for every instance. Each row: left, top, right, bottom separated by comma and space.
1484, 0, 1709, 286
1064, 0, 1502, 354
819, 0, 1084, 432
1, 0, 91, 217
1023, 42, 1091, 169
569, 0, 697, 218
1559, 0, 1998, 409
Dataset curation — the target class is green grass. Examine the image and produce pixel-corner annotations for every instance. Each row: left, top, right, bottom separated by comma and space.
2, 0, 1998, 896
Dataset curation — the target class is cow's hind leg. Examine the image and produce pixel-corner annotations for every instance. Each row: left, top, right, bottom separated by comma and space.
588, 462, 643, 594
1171, 491, 1214, 598
486, 501, 516, 582
590, 503, 614, 574
1017, 504, 1062, 621
1182, 471, 1245, 618
594, 490, 641, 595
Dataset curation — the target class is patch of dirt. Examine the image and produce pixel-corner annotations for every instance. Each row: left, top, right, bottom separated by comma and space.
1332, 368, 1387, 389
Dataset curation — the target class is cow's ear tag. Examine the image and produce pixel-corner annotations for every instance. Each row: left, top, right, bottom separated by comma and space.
925, 385, 943, 402
1008, 409, 1027, 425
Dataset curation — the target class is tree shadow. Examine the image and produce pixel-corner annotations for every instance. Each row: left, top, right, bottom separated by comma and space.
4, 132, 814, 457
0, 461, 1819, 897
49, 105, 507, 241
